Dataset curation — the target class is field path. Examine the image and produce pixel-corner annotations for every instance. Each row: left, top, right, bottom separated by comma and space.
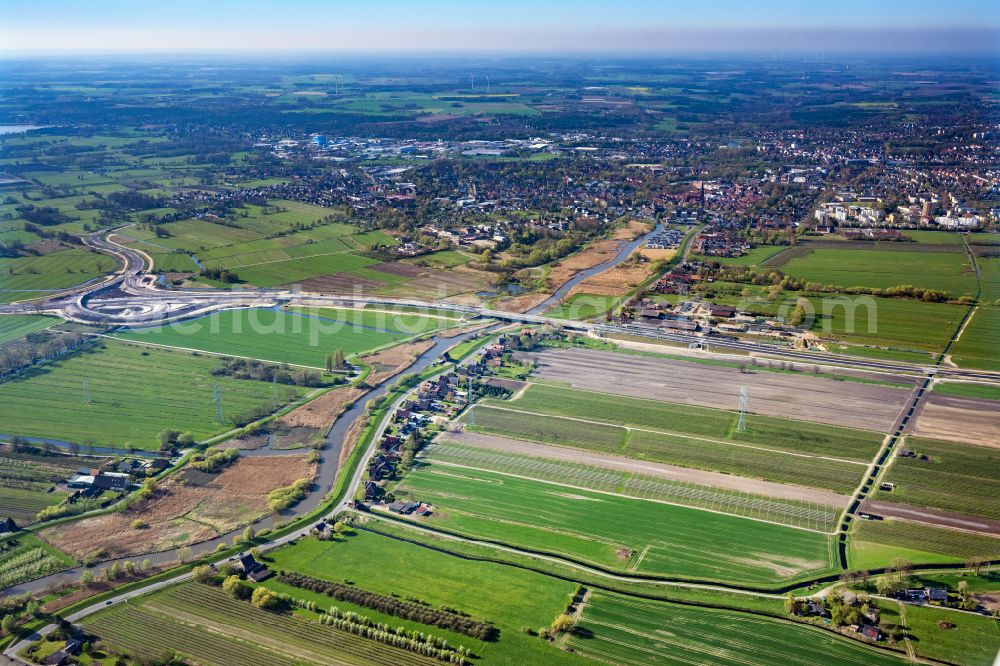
438, 430, 852, 507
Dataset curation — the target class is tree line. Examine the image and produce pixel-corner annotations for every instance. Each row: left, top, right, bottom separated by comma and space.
276, 571, 498, 640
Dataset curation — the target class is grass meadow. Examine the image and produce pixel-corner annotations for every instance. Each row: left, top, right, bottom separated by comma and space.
266, 531, 585, 665
0, 315, 55, 343
0, 340, 299, 449
114, 306, 451, 368
780, 248, 977, 296
848, 520, 1000, 570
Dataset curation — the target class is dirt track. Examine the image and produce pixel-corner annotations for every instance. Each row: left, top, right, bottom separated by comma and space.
523, 347, 910, 432
439, 430, 852, 507
860, 500, 1000, 537
907, 393, 1000, 448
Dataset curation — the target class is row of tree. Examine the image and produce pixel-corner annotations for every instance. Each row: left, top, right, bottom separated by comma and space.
276, 571, 497, 640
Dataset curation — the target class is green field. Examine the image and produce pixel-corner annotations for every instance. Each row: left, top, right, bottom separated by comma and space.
267, 530, 584, 665
780, 248, 977, 296
396, 460, 838, 585
463, 405, 865, 493
0, 340, 300, 449
122, 201, 405, 288
879, 437, 1000, 520
951, 307, 1000, 371
933, 380, 1000, 401
805, 295, 966, 353
848, 520, 1000, 570
0, 315, 55, 343
0, 534, 75, 590
427, 441, 842, 531
114, 306, 451, 368
486, 383, 883, 461
544, 293, 620, 320
878, 599, 1000, 666
567, 591, 907, 666
0, 250, 113, 301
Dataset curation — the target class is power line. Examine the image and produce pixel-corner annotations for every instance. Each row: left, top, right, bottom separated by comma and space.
736, 386, 748, 433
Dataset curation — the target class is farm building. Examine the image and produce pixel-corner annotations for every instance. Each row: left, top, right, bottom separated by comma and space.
238, 553, 272, 582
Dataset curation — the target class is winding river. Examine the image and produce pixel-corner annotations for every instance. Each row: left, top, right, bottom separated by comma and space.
527, 223, 663, 315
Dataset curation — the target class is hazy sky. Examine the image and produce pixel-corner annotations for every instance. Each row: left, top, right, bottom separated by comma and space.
2, 0, 998, 54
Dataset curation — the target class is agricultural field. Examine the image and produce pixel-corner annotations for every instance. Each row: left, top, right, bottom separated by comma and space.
81, 582, 437, 666
114, 306, 453, 368
461, 405, 866, 493
876, 600, 1000, 666
805, 295, 966, 353
0, 315, 55, 343
566, 591, 907, 666
0, 249, 113, 302
0, 340, 301, 449
485, 382, 885, 461
950, 307, 1000, 371
779, 248, 977, 296
848, 520, 1000, 570
428, 439, 844, 528
877, 437, 1000, 520
0, 447, 106, 524
933, 381, 1000, 401
395, 459, 838, 585
0, 533, 75, 590
267, 530, 585, 665
522, 346, 908, 432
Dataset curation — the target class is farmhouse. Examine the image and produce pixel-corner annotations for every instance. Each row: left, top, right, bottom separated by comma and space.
67, 471, 131, 492
238, 553, 273, 582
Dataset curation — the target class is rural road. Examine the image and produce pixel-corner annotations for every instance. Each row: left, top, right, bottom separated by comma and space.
2, 227, 999, 385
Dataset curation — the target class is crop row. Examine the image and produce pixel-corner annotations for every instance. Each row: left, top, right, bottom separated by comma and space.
427, 444, 840, 531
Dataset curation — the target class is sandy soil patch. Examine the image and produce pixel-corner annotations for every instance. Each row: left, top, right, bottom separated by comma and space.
437, 430, 851, 506
277, 386, 365, 429
361, 339, 436, 385
522, 347, 909, 432
636, 248, 677, 261
338, 415, 366, 469
40, 455, 315, 561
544, 222, 648, 292
907, 394, 1000, 448
861, 500, 1000, 537
494, 291, 551, 313
568, 254, 655, 298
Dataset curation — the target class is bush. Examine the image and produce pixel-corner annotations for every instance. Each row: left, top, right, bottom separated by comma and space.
267, 478, 312, 512
222, 575, 251, 600
190, 448, 240, 473
251, 586, 283, 611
